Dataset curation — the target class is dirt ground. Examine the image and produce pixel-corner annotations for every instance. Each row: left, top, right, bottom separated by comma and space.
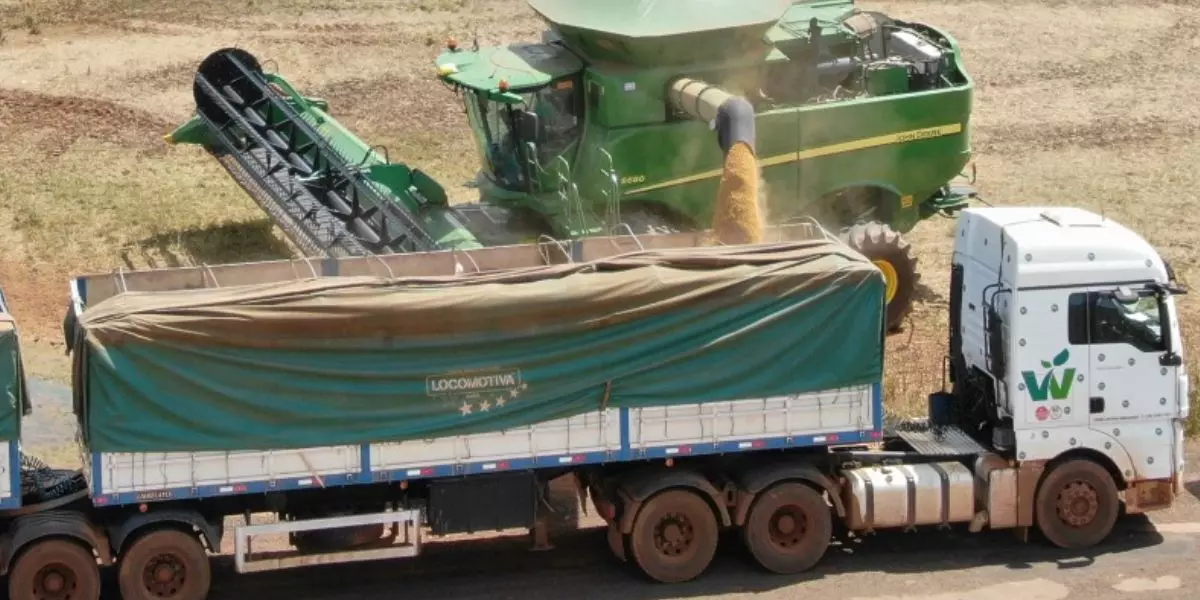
1, 1, 1200, 598
0, 0, 1198, 455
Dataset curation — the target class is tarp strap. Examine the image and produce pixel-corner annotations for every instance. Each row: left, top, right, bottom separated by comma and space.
599, 381, 613, 411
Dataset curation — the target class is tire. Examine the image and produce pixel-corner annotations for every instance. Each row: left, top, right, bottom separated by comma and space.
8, 538, 101, 600
741, 482, 833, 574
1035, 459, 1120, 550
840, 222, 919, 332
606, 522, 628, 563
118, 529, 212, 600
625, 489, 720, 583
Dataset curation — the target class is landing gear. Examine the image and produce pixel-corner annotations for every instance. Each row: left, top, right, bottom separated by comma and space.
741, 482, 832, 574
117, 529, 212, 600
1035, 459, 1120, 550
8, 539, 101, 600
840, 221, 919, 332
626, 489, 719, 583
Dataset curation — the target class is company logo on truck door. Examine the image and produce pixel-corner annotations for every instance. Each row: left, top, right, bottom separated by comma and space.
427, 370, 522, 395
1021, 348, 1075, 401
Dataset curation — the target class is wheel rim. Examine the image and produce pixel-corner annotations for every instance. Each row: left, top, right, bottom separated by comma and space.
33, 562, 77, 600
1056, 480, 1100, 528
142, 553, 188, 597
767, 505, 809, 550
872, 259, 899, 303
652, 511, 696, 559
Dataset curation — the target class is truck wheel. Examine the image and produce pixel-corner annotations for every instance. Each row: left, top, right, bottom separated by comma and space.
118, 529, 212, 600
626, 489, 719, 583
607, 522, 628, 562
840, 222, 918, 332
741, 482, 832, 574
1035, 459, 1120, 550
8, 538, 101, 600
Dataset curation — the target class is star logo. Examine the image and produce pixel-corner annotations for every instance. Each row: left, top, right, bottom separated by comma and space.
479, 399, 491, 412
460, 402, 473, 416
496, 396, 507, 408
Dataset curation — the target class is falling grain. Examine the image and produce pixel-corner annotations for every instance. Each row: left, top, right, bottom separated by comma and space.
710, 142, 764, 246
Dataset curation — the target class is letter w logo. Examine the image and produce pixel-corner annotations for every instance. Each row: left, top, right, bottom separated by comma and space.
1022, 367, 1076, 401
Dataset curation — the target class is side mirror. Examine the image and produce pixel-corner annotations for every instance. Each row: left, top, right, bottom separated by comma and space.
517, 110, 540, 142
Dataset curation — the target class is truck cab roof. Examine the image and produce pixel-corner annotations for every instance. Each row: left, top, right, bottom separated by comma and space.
954, 206, 1171, 289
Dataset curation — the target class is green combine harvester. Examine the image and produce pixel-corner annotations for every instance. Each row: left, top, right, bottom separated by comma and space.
167, 0, 976, 330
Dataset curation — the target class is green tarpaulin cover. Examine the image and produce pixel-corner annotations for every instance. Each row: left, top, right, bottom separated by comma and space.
73, 241, 885, 453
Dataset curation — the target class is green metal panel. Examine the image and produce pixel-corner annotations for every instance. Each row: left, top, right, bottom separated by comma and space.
527, 0, 791, 66
437, 43, 584, 94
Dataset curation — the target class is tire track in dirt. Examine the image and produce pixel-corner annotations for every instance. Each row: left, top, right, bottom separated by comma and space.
0, 88, 176, 159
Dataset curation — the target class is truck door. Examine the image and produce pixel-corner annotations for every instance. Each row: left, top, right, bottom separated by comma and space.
1068, 286, 1179, 478
1016, 289, 1090, 429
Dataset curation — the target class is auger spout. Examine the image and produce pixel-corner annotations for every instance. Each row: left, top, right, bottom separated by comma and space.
668, 78, 763, 246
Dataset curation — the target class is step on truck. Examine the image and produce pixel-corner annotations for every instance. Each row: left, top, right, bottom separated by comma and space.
0, 206, 1189, 599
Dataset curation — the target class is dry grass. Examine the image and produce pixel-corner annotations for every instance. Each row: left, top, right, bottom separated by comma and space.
0, 0, 1197, 442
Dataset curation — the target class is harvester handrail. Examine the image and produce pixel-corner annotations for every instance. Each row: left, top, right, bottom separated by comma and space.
536, 234, 574, 264
609, 223, 646, 252
202, 264, 221, 288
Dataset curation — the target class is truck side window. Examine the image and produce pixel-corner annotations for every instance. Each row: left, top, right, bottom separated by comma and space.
1066, 291, 1166, 352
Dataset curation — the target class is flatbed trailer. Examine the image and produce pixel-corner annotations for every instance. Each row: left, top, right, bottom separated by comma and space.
0, 208, 1190, 600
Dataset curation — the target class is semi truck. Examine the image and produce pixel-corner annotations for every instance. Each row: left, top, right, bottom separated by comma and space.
0, 206, 1188, 599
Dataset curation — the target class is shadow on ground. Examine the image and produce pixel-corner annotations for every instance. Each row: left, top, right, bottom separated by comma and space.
178, 502, 1167, 600
120, 219, 293, 271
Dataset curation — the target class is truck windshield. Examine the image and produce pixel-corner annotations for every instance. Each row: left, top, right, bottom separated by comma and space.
464, 78, 582, 191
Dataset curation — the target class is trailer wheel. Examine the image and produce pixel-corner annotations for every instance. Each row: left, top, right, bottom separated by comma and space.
1035, 459, 1119, 550
8, 538, 101, 600
741, 482, 832, 574
626, 489, 719, 583
118, 529, 212, 600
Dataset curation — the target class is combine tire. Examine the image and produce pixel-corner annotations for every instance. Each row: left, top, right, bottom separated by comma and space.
741, 482, 832, 575
1035, 459, 1119, 550
118, 529, 211, 600
626, 489, 719, 583
8, 538, 101, 600
841, 222, 918, 332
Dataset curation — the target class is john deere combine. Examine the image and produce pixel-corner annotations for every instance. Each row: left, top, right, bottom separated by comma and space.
167, 0, 976, 330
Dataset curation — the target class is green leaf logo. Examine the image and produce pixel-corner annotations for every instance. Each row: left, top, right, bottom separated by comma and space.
1052, 348, 1070, 367
1041, 360, 1052, 369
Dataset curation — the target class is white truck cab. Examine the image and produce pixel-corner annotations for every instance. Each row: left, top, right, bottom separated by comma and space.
948, 206, 1188, 545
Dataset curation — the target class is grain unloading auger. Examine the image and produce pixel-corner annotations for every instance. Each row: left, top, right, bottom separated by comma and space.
166, 48, 485, 258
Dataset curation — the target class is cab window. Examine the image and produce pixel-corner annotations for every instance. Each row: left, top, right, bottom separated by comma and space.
1067, 290, 1165, 352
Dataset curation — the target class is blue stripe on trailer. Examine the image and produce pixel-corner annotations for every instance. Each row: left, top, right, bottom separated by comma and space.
873, 381, 884, 433
91, 451, 104, 497
87, 427, 881, 507
360, 443, 372, 479
619, 407, 631, 461
0, 441, 21, 510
